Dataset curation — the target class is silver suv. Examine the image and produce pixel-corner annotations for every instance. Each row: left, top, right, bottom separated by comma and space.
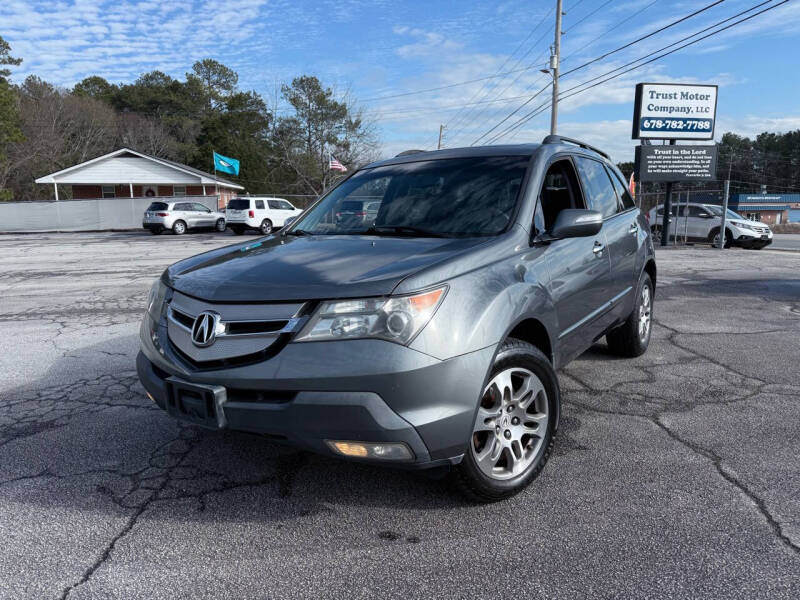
647, 202, 773, 249
143, 201, 227, 235
137, 136, 656, 502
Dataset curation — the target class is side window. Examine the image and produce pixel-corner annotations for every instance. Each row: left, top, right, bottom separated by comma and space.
606, 167, 635, 211
689, 205, 709, 217
279, 200, 294, 210
268, 200, 281, 210
537, 158, 586, 232
575, 157, 618, 219
255, 200, 265, 210
193, 203, 210, 212
174, 203, 189, 211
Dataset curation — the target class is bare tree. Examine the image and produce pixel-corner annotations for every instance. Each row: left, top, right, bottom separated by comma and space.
116, 113, 178, 158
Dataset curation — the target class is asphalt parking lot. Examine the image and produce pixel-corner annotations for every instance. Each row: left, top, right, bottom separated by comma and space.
1, 232, 798, 599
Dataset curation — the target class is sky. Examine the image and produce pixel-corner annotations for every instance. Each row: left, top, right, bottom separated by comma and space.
2, 0, 800, 163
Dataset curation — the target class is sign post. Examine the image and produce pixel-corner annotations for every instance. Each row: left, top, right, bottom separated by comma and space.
632, 82, 718, 246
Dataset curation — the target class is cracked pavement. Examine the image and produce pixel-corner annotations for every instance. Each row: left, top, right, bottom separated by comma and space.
1, 232, 798, 599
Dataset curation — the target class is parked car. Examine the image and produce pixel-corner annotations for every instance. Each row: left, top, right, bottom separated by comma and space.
335, 200, 381, 228
142, 201, 226, 235
225, 196, 302, 235
646, 202, 773, 249
137, 135, 655, 502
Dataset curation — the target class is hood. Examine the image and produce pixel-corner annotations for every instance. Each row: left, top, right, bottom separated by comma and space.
165, 234, 489, 302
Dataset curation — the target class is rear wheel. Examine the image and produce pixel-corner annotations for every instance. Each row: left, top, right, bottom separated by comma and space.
454, 339, 558, 503
606, 272, 653, 357
215, 218, 226, 232
231, 226, 245, 235
260, 219, 273, 235
172, 220, 186, 235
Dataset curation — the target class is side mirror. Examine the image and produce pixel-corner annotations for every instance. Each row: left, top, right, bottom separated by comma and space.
550, 209, 603, 239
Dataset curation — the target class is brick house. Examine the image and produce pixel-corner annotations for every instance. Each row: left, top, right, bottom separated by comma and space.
35, 148, 244, 209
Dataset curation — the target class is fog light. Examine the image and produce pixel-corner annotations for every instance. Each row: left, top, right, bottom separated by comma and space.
326, 440, 413, 461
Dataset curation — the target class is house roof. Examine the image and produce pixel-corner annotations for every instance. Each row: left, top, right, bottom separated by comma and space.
34, 148, 244, 190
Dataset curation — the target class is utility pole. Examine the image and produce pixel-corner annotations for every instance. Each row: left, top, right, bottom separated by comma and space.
437, 124, 445, 150
550, 0, 564, 135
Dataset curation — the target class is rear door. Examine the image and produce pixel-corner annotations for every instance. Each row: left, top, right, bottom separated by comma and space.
174, 202, 195, 227
254, 199, 267, 224
574, 156, 636, 325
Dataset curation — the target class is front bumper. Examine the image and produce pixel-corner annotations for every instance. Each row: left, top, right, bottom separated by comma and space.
138, 314, 495, 468
733, 230, 773, 248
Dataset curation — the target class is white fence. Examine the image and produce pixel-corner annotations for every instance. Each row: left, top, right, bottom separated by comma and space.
0, 195, 219, 232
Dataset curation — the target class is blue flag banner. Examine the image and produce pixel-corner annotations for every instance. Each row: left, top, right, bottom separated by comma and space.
213, 151, 240, 176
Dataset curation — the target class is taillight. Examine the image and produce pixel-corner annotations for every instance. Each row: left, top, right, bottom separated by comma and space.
248, 210, 254, 218
156, 212, 169, 217
355, 211, 366, 217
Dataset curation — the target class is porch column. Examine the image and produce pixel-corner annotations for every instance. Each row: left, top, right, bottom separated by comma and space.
53, 183, 59, 201
129, 183, 133, 198
202, 184, 206, 195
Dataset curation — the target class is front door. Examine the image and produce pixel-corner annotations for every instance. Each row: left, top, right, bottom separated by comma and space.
536, 157, 615, 364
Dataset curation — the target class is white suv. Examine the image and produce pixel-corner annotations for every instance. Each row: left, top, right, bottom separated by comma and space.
647, 202, 773, 249
225, 197, 303, 235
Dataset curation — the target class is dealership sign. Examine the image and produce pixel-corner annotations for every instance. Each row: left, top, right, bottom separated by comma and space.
635, 145, 718, 182
632, 83, 717, 140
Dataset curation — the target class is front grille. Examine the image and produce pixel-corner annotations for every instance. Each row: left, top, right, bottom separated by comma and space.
166, 291, 306, 366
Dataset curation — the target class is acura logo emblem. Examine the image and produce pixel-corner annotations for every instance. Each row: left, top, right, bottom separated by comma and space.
191, 311, 221, 347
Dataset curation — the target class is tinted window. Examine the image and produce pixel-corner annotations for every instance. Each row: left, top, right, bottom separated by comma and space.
174, 203, 192, 211
227, 199, 250, 210
147, 202, 168, 211
341, 201, 364, 212
255, 200, 265, 210
292, 156, 528, 237
688, 205, 709, 217
193, 203, 210, 212
575, 157, 618, 218
607, 167, 635, 210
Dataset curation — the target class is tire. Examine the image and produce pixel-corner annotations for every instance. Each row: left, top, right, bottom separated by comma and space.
215, 218, 226, 232
709, 228, 732, 248
260, 219, 273, 235
454, 338, 559, 503
606, 272, 653, 358
172, 220, 187, 235
231, 226, 245, 235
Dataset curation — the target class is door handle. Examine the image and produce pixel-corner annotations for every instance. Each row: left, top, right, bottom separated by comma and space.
592, 241, 605, 256
629, 223, 638, 236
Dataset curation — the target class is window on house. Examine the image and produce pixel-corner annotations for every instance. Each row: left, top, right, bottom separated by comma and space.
102, 185, 116, 198
173, 185, 187, 197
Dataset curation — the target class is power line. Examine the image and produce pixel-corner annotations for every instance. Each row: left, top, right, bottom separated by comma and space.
563, 0, 616, 34
483, 0, 789, 144
561, 0, 728, 77
472, 0, 730, 146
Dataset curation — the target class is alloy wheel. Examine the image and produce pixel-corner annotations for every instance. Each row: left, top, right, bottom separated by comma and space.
470, 367, 549, 481
638, 284, 651, 342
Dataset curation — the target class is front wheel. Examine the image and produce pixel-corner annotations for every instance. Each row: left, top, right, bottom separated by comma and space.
606, 272, 653, 357
454, 339, 558, 503
710, 228, 732, 248
215, 218, 226, 232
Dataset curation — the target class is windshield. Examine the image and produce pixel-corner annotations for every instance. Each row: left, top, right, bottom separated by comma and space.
289, 156, 528, 237
227, 199, 250, 210
705, 205, 743, 220
146, 202, 168, 211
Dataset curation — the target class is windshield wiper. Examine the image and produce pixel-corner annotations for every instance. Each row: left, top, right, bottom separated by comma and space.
283, 229, 312, 236
369, 225, 447, 238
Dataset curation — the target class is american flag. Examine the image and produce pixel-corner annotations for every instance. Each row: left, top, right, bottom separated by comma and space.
329, 154, 348, 172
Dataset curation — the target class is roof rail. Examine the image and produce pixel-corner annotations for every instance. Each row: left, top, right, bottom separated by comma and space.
395, 149, 427, 157
541, 135, 610, 160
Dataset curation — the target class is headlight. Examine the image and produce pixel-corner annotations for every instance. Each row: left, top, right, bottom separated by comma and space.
146, 279, 169, 317
732, 221, 755, 230
295, 286, 447, 345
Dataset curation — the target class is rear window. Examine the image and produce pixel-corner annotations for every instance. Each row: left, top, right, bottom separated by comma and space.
147, 202, 168, 211
341, 201, 364, 211
227, 199, 250, 210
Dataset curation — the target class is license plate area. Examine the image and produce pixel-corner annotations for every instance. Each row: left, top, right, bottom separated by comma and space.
165, 377, 227, 429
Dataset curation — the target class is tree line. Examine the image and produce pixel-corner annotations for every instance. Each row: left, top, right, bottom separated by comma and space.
0, 36, 378, 201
